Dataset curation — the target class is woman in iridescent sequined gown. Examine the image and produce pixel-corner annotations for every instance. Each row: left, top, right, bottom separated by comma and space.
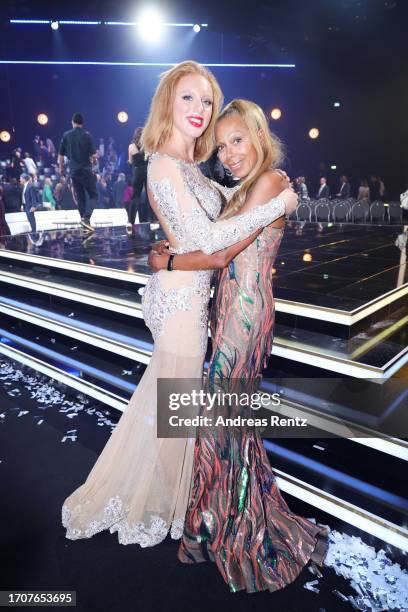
61, 64, 297, 547
150, 100, 329, 592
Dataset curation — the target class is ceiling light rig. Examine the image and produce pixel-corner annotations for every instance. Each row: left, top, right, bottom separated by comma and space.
10, 19, 207, 29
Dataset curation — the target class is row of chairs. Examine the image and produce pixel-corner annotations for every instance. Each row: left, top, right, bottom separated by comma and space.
5, 208, 131, 235
293, 198, 403, 224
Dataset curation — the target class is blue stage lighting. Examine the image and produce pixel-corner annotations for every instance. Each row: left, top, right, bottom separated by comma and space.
59, 20, 101, 25
51, 20, 59, 30
10, 19, 51, 24
193, 24, 201, 32
0, 60, 296, 68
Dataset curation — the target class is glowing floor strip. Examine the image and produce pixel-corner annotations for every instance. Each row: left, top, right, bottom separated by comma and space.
1, 336, 405, 551
0, 344, 127, 411
1, 301, 407, 464
0, 249, 404, 325
273, 468, 408, 552
0, 328, 137, 394
0, 60, 296, 68
2, 278, 406, 379
265, 441, 408, 511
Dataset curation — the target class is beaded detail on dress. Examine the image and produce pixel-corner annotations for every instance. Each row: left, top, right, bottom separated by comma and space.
62, 499, 185, 547
142, 270, 211, 351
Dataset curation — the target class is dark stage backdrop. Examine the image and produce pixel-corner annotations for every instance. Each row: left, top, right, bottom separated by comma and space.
0, 20, 407, 197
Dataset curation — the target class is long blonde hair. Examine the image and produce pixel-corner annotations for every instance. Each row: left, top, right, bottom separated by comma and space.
142, 61, 224, 163
217, 99, 284, 219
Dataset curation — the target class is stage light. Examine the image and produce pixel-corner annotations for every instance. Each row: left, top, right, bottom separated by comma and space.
302, 252, 312, 262
138, 9, 164, 42
309, 128, 319, 139
0, 131, 11, 143
117, 111, 128, 123
331, 164, 337, 170
270, 108, 282, 120
37, 113, 48, 125
0, 60, 296, 68
333, 102, 341, 107
51, 20, 59, 30
193, 24, 201, 32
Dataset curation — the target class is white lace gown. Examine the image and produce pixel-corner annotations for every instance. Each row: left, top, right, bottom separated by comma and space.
62, 152, 286, 547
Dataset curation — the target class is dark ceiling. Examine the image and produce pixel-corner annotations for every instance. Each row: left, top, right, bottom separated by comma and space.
2, 0, 406, 72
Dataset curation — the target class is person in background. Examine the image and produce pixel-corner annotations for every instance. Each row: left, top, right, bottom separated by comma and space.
33, 135, 41, 161
1, 177, 21, 213
297, 175, 309, 200
46, 137, 56, 159
369, 175, 380, 201
55, 176, 77, 210
96, 174, 110, 209
127, 127, 149, 228
122, 178, 134, 214
357, 179, 370, 201
24, 152, 37, 179
98, 138, 105, 160
20, 173, 38, 232
336, 175, 351, 199
10, 149, 24, 180
378, 176, 386, 200
112, 172, 126, 208
39, 140, 51, 167
58, 112, 98, 231
0, 192, 11, 237
316, 176, 330, 199
42, 177, 56, 209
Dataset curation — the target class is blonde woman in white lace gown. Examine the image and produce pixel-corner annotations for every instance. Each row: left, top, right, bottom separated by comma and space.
62, 61, 297, 547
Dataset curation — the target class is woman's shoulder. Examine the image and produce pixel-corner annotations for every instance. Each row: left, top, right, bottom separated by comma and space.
248, 169, 284, 202
254, 169, 284, 189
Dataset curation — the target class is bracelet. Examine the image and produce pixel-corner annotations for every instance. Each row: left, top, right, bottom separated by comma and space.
167, 254, 175, 271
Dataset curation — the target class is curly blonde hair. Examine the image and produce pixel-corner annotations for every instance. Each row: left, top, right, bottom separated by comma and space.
142, 61, 224, 163
217, 99, 284, 220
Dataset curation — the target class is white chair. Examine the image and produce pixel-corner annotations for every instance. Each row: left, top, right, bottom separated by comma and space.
91, 208, 128, 227
35, 209, 81, 231
5, 212, 31, 235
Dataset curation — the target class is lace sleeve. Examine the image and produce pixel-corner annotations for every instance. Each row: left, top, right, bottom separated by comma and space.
148, 156, 285, 255
210, 181, 241, 202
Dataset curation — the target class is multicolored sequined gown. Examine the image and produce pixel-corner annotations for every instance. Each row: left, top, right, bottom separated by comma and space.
178, 224, 329, 593
61, 153, 287, 547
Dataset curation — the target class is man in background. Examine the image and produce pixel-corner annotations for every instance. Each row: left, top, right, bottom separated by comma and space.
20, 173, 39, 233
58, 112, 97, 232
316, 176, 330, 199
336, 175, 351, 199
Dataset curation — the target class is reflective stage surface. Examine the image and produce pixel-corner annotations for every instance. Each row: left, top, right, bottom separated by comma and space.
1, 221, 406, 313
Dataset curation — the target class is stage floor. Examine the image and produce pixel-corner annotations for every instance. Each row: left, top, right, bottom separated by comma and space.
1, 221, 406, 319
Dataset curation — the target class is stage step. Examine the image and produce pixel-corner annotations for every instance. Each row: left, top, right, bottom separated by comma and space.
0, 268, 406, 378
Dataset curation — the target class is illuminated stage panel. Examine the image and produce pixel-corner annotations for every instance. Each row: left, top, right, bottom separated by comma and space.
0, 223, 406, 327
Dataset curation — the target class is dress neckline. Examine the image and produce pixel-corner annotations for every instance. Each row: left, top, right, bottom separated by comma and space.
150, 151, 196, 167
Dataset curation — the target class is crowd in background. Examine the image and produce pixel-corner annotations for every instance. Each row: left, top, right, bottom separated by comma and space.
0, 129, 394, 237
0, 134, 133, 215
294, 174, 387, 203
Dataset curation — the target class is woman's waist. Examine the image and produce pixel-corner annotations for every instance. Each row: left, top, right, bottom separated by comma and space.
151, 269, 212, 291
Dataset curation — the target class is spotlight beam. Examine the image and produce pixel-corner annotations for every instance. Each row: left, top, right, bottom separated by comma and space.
0, 60, 296, 68
10, 19, 207, 28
